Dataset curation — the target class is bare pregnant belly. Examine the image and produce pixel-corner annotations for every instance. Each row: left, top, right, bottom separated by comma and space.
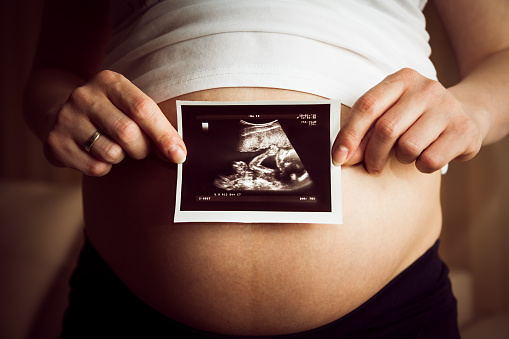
83, 87, 443, 336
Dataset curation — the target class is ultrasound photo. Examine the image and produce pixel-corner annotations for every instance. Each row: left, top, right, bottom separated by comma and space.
174, 100, 342, 224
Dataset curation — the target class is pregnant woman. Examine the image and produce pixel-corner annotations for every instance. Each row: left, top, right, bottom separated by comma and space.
24, 0, 509, 337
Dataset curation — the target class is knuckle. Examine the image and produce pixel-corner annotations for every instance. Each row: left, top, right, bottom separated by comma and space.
454, 117, 482, 158
45, 131, 71, 158
44, 137, 75, 169
421, 78, 443, 96
45, 130, 61, 149
386, 68, 420, 89
374, 118, 399, 140
397, 137, 420, 158
463, 116, 479, 134
354, 93, 379, 116
54, 104, 79, 129
43, 138, 64, 167
463, 138, 480, 158
340, 128, 360, 145
67, 86, 102, 117
93, 69, 123, 85
115, 118, 139, 143
395, 67, 419, 81
130, 97, 157, 121
68, 86, 92, 107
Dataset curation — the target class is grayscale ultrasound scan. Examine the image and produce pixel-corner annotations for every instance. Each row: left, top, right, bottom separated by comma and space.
174, 100, 342, 224
214, 120, 312, 192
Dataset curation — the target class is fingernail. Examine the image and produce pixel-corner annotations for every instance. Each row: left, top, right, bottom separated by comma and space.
169, 145, 186, 164
333, 145, 349, 166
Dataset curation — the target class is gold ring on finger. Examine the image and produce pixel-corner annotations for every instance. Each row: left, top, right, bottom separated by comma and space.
84, 131, 101, 152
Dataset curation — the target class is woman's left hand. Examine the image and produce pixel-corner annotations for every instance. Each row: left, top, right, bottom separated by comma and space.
332, 68, 488, 174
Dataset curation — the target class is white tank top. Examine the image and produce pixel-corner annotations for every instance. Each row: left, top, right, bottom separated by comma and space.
104, 0, 436, 107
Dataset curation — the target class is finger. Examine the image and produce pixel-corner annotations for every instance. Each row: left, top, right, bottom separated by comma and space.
63, 79, 149, 161
66, 109, 126, 164
363, 96, 427, 173
341, 127, 372, 166
415, 118, 481, 174
87, 133, 126, 165
87, 99, 150, 160
44, 131, 113, 176
71, 144, 114, 177
99, 72, 187, 163
44, 102, 115, 175
414, 132, 459, 174
332, 69, 410, 166
394, 110, 446, 166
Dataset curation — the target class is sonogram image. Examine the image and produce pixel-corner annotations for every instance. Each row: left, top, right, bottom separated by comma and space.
214, 120, 312, 191
176, 101, 337, 215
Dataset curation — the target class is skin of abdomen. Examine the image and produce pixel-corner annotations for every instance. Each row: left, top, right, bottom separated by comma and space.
82, 88, 443, 336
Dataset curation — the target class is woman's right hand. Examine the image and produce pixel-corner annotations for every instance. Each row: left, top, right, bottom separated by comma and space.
44, 70, 187, 176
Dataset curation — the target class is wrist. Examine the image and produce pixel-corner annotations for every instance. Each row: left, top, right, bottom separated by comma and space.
448, 85, 493, 146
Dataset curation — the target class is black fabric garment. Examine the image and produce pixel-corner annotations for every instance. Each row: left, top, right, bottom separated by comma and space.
61, 237, 460, 339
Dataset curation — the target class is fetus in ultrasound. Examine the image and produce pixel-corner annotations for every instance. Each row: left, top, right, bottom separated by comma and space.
214, 120, 312, 191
